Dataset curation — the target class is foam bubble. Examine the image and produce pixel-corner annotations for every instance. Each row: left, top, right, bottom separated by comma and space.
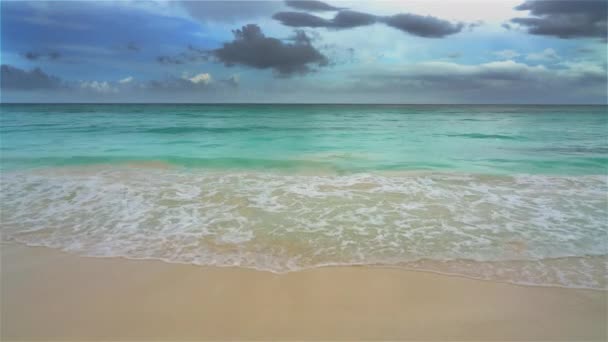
1, 167, 607, 289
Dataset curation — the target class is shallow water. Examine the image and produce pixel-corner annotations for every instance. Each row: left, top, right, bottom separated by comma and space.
1, 104, 607, 288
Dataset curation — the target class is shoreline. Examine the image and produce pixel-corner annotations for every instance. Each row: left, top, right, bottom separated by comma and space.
4, 161, 608, 176
2, 243, 606, 340
3, 241, 607, 291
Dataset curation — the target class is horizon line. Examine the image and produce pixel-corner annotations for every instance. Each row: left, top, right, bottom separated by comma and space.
1, 102, 607, 106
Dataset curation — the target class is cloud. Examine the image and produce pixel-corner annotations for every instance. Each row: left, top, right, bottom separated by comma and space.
344, 60, 607, 103
526, 48, 559, 61
80, 80, 117, 93
273, 10, 376, 29
157, 45, 210, 65
373, 59, 605, 87
511, 0, 607, 39
145, 77, 209, 91
493, 49, 521, 59
0, 64, 238, 99
213, 24, 328, 76
119, 76, 134, 84
272, 12, 331, 27
0, 64, 63, 90
399, 60, 552, 82
187, 73, 212, 84
155, 26, 328, 77
332, 10, 377, 28
23, 51, 61, 61
284, 0, 342, 11
382, 13, 465, 38
143, 72, 239, 93
273, 10, 466, 38
447, 52, 461, 59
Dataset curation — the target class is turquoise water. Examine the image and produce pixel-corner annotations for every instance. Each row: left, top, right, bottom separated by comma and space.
1, 104, 607, 174
1, 104, 607, 289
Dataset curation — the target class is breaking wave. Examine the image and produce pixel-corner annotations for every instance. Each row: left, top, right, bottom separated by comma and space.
1, 167, 606, 289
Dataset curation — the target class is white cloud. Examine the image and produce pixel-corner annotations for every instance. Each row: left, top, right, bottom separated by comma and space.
119, 76, 134, 84
187, 73, 212, 85
80, 81, 116, 93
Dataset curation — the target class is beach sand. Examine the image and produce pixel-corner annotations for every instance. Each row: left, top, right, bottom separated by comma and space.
1, 243, 606, 341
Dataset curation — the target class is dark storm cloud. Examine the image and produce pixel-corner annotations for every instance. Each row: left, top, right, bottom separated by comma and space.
213, 24, 328, 76
382, 14, 465, 38
180, 1, 282, 23
23, 51, 61, 61
273, 10, 376, 29
273, 10, 466, 37
511, 0, 607, 39
284, 0, 342, 11
1, 64, 63, 90
154, 26, 328, 77
332, 11, 377, 28
272, 12, 332, 27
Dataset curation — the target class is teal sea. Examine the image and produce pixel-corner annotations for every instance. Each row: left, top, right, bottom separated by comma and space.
1, 104, 607, 288
1, 104, 607, 174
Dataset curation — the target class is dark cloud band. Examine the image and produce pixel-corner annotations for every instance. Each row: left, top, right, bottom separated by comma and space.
382, 14, 465, 38
284, 0, 343, 11
1, 64, 63, 90
273, 10, 377, 29
510, 0, 607, 39
23, 51, 61, 61
273, 10, 467, 38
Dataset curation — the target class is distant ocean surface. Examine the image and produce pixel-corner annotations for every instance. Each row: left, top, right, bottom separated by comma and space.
1, 104, 607, 289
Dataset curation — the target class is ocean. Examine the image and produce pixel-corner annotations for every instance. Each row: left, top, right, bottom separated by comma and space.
1, 104, 607, 289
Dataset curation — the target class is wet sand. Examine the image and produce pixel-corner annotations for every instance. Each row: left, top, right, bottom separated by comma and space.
1, 243, 606, 341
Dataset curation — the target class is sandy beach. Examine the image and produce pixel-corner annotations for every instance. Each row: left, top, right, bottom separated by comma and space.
1, 243, 606, 341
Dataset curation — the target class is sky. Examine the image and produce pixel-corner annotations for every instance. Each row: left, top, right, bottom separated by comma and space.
1, 0, 606, 104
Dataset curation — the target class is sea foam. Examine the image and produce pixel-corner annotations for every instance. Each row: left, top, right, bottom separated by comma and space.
1, 167, 606, 289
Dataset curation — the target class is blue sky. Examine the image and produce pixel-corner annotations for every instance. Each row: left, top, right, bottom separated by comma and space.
1, 0, 606, 103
